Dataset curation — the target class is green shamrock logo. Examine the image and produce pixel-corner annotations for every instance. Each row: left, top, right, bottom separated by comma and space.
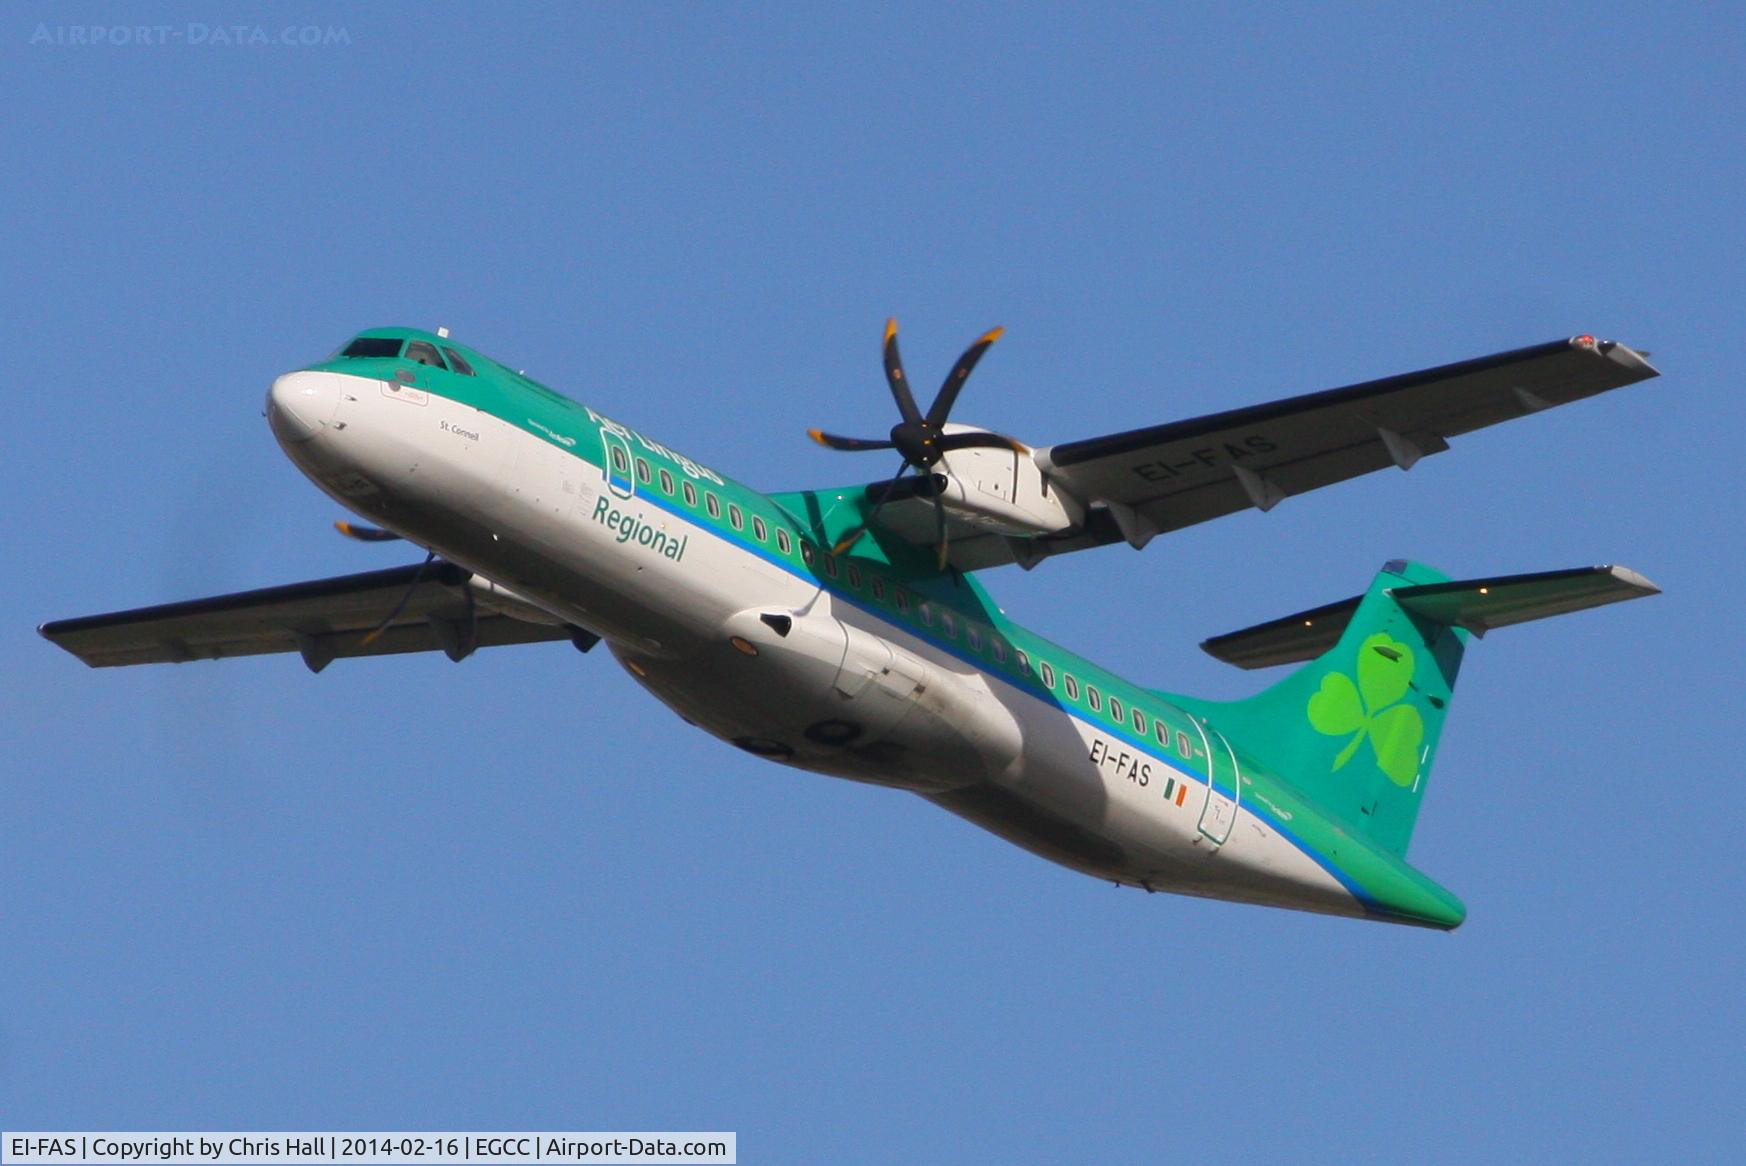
1306, 633, 1425, 787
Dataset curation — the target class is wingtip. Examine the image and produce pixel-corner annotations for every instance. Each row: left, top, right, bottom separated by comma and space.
1605, 565, 1662, 597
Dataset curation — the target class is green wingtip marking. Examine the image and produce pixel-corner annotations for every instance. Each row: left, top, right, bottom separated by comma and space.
1307, 633, 1424, 787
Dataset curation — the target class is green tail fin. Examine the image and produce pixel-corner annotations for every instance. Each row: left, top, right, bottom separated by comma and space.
1170, 560, 1658, 857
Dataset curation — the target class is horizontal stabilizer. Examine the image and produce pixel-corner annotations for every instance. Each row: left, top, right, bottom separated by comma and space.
1388, 564, 1660, 634
1199, 595, 1362, 670
1202, 564, 1659, 669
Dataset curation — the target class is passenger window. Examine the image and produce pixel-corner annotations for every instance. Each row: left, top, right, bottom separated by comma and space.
895, 589, 910, 613
658, 468, 675, 495
636, 458, 652, 484
940, 610, 955, 636
611, 448, 629, 475
802, 543, 816, 567
441, 347, 475, 375
919, 602, 934, 627
846, 563, 862, 589
991, 637, 1006, 663
871, 576, 885, 601
1087, 686, 1101, 712
404, 341, 446, 368
777, 529, 793, 554
967, 624, 981, 650
1064, 674, 1079, 700
820, 553, 838, 579
706, 493, 721, 519
753, 515, 768, 542
729, 503, 744, 530
1177, 731, 1192, 757
1109, 696, 1123, 722
1133, 708, 1146, 734
1039, 661, 1055, 689
1156, 721, 1170, 746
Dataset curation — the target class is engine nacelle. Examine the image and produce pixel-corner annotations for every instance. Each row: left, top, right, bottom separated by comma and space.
466, 573, 567, 625
935, 424, 1083, 537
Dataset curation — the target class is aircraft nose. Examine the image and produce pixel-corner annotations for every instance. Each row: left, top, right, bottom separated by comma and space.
266, 371, 344, 445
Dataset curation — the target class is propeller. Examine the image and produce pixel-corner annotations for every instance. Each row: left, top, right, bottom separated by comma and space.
810, 319, 1023, 567
359, 551, 437, 647
335, 520, 402, 542
332, 520, 438, 649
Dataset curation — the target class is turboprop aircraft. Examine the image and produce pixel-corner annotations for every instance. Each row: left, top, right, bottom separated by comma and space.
40, 323, 1662, 927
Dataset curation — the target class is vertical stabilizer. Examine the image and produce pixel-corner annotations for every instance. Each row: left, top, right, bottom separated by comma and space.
1172, 561, 1466, 856
1174, 560, 1657, 857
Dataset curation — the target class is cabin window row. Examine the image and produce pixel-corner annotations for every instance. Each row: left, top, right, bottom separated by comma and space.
638, 455, 797, 556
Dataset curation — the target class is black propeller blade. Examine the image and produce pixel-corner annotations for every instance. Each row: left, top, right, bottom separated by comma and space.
359, 551, 437, 647
812, 319, 1022, 567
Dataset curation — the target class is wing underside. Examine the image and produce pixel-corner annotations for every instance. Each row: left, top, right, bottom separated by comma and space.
39, 562, 593, 672
866, 336, 1658, 571
1201, 564, 1661, 670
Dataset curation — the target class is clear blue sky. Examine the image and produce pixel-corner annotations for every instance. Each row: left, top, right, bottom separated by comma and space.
5, 4, 1741, 1162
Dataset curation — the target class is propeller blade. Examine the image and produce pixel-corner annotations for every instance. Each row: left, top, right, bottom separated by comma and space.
936, 430, 1026, 454
832, 461, 911, 555
883, 318, 924, 425
925, 326, 1004, 426
335, 521, 402, 542
808, 429, 896, 453
359, 551, 437, 646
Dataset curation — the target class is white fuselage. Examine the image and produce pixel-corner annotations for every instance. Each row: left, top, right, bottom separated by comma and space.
267, 369, 1364, 919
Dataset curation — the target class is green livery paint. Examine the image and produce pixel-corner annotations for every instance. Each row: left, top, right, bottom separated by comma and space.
1307, 633, 1426, 783
1170, 561, 1463, 858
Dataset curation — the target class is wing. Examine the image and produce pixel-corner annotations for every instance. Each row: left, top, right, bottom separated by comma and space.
39, 561, 598, 673
864, 335, 1656, 570
1025, 335, 1658, 555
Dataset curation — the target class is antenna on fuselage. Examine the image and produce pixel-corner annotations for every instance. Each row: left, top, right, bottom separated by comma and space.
437, 326, 450, 338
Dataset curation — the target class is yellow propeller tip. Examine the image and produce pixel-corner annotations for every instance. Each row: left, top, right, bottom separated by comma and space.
980, 326, 1005, 344
884, 318, 899, 341
807, 428, 829, 447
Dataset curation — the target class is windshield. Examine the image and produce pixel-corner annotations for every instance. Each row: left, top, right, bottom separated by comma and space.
341, 337, 404, 358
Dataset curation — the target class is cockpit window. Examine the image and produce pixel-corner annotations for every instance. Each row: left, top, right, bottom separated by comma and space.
442, 347, 475, 376
404, 341, 448, 369
342, 337, 403, 359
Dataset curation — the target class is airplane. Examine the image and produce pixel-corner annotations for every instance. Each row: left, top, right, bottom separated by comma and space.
39, 322, 1662, 928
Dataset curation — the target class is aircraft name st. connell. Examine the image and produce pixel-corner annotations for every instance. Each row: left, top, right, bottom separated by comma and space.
41, 324, 1662, 927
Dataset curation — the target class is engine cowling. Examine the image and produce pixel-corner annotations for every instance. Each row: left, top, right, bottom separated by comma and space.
934, 424, 1083, 537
